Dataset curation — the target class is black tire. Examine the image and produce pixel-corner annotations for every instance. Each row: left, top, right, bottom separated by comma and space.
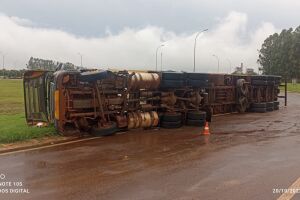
251, 75, 268, 81
266, 75, 275, 81
266, 107, 274, 112
252, 103, 267, 108
275, 81, 281, 86
187, 79, 209, 87
252, 107, 267, 113
274, 105, 279, 110
161, 80, 185, 88
186, 73, 209, 80
161, 120, 182, 129
91, 122, 117, 136
162, 72, 185, 80
274, 101, 280, 106
186, 119, 206, 127
274, 76, 281, 85
252, 80, 268, 86
161, 112, 182, 122
266, 102, 274, 108
187, 111, 206, 120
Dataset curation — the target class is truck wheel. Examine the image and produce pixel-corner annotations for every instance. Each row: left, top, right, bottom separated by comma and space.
186, 119, 206, 127
161, 112, 182, 122
161, 80, 185, 88
252, 103, 267, 108
91, 122, 117, 136
187, 111, 206, 120
274, 101, 280, 106
251, 75, 268, 81
252, 80, 268, 86
266, 102, 274, 108
162, 72, 185, 80
187, 80, 209, 87
251, 107, 267, 113
186, 73, 209, 80
161, 121, 182, 129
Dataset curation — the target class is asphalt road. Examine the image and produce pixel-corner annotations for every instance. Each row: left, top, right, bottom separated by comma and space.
1, 93, 300, 200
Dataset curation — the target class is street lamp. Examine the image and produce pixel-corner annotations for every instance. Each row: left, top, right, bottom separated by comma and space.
212, 54, 220, 73
0, 52, 7, 78
160, 47, 165, 72
193, 29, 208, 72
156, 44, 164, 71
226, 58, 232, 74
78, 52, 83, 67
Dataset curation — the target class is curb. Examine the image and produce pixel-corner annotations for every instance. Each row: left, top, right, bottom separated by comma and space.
0, 136, 90, 155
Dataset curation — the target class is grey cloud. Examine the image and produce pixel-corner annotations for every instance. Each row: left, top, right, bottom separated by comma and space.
0, 11, 277, 72
0, 0, 298, 36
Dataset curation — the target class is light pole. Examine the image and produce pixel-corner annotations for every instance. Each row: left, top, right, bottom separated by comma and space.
160, 51, 163, 71
194, 29, 208, 72
226, 58, 232, 74
0, 52, 6, 78
156, 44, 164, 71
78, 52, 83, 67
212, 54, 220, 73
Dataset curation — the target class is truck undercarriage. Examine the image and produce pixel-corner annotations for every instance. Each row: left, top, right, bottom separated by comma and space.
23, 70, 281, 136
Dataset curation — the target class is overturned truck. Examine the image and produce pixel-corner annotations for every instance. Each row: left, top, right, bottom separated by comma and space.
23, 70, 281, 136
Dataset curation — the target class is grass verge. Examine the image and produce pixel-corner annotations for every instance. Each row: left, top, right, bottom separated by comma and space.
281, 83, 300, 93
0, 114, 56, 144
0, 79, 57, 144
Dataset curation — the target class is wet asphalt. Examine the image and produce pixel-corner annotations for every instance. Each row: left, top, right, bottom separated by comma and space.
1, 93, 300, 200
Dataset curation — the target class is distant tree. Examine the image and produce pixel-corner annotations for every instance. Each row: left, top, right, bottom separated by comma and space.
258, 26, 300, 80
26, 57, 77, 71
0, 69, 26, 79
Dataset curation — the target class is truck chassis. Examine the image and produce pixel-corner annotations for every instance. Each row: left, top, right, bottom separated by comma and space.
23, 70, 281, 136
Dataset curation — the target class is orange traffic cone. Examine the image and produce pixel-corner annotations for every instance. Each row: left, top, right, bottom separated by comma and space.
203, 121, 210, 135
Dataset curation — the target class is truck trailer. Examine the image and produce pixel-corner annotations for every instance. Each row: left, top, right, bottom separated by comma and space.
23, 69, 281, 136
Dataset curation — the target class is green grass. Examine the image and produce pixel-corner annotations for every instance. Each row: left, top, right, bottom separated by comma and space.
0, 114, 56, 143
282, 83, 300, 93
0, 79, 56, 144
0, 79, 24, 114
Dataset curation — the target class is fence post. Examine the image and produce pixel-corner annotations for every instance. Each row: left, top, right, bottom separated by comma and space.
285, 79, 287, 106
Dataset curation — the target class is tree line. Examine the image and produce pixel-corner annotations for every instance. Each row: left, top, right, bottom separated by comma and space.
258, 26, 300, 80
27, 57, 58, 71
0, 69, 26, 79
1, 57, 77, 79
27, 57, 77, 71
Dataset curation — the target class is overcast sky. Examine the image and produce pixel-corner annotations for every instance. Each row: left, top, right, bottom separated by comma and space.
0, 0, 299, 72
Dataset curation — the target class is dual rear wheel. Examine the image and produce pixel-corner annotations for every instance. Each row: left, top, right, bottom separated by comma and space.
160, 110, 207, 129
186, 111, 206, 127
251, 101, 279, 113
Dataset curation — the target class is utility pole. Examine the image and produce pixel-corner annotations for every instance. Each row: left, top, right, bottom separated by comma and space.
212, 54, 220, 73
2, 54, 4, 78
78, 52, 83, 67
160, 51, 163, 71
156, 44, 164, 71
0, 52, 6, 78
193, 29, 208, 72
227, 58, 232, 74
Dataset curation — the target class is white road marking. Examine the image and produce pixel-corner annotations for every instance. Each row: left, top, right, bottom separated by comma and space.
277, 177, 300, 200
0, 137, 101, 156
